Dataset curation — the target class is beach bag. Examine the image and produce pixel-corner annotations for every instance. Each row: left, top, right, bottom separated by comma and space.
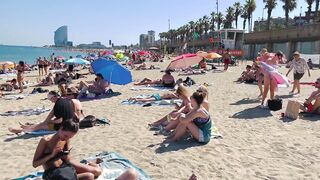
79, 115, 96, 129
43, 164, 77, 180
285, 100, 301, 119
268, 99, 282, 111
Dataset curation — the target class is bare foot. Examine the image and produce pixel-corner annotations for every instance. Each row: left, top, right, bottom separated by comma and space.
8, 127, 23, 134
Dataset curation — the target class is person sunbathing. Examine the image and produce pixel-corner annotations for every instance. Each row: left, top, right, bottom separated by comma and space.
134, 70, 175, 87
149, 84, 191, 127
128, 92, 179, 103
178, 68, 206, 76
78, 73, 109, 95
32, 118, 138, 180
0, 78, 19, 91
8, 91, 84, 134
300, 78, 320, 115
38, 73, 54, 86
166, 91, 212, 143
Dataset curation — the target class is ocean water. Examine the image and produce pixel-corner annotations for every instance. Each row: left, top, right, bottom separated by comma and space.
0, 45, 86, 64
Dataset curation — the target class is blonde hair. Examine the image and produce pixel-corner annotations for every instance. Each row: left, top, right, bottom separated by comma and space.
197, 85, 208, 100
176, 84, 189, 98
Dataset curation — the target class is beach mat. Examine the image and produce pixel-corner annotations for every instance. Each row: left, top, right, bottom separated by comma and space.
13, 152, 150, 180
79, 92, 122, 102
0, 107, 50, 116
25, 130, 56, 135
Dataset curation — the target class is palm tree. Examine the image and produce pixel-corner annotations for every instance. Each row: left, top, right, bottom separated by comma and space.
265, 0, 277, 30
245, 0, 256, 32
224, 7, 235, 28
215, 12, 224, 30
281, 0, 297, 27
234, 2, 242, 28
202, 15, 210, 37
316, 0, 319, 16
306, 0, 315, 22
210, 12, 216, 31
241, 8, 249, 30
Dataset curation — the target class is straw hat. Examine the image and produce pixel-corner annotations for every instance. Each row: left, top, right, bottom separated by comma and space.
293, 51, 300, 56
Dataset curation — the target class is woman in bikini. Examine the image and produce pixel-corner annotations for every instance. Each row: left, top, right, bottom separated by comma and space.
166, 91, 212, 143
8, 91, 84, 134
16, 61, 26, 93
37, 57, 44, 77
43, 57, 50, 76
134, 70, 175, 87
149, 84, 191, 127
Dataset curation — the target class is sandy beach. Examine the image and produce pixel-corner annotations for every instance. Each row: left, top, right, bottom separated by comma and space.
1, 60, 320, 180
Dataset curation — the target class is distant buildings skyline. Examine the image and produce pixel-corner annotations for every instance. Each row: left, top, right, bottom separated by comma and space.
54, 26, 73, 47
139, 30, 156, 49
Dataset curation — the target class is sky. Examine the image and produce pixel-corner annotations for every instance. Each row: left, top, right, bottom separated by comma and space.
0, 0, 311, 47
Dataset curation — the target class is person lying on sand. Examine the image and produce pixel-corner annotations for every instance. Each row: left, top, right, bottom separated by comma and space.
128, 92, 179, 103
78, 73, 109, 95
178, 68, 206, 76
32, 118, 138, 180
300, 78, 320, 115
149, 84, 191, 127
159, 86, 210, 135
165, 91, 212, 143
0, 78, 19, 91
38, 73, 54, 86
134, 70, 175, 87
8, 91, 84, 134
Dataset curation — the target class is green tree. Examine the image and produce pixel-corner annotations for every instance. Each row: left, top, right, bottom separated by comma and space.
210, 12, 216, 31
265, 0, 277, 30
245, 0, 256, 32
241, 5, 249, 30
215, 12, 224, 30
234, 2, 242, 28
306, 0, 315, 22
224, 7, 235, 28
281, 0, 297, 27
316, 0, 319, 16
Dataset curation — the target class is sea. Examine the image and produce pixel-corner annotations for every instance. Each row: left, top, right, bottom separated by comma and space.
0, 45, 86, 64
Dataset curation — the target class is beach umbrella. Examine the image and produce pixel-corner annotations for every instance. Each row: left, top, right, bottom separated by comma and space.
196, 51, 208, 58
76, 55, 84, 58
138, 51, 149, 56
56, 56, 65, 60
167, 53, 203, 70
206, 52, 222, 59
65, 58, 90, 65
91, 58, 132, 85
116, 53, 124, 59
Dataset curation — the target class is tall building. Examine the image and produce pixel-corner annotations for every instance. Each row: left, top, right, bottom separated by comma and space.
139, 30, 156, 49
54, 26, 73, 47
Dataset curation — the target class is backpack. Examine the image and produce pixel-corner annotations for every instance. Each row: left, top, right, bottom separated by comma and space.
79, 115, 96, 129
268, 99, 282, 111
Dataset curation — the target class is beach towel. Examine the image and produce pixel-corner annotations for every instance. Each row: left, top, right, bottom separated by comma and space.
131, 86, 174, 91
0, 107, 50, 116
14, 152, 150, 180
2, 94, 28, 100
25, 130, 56, 135
79, 91, 121, 101
122, 95, 182, 106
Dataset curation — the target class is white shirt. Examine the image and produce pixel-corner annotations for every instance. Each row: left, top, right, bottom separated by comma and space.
289, 58, 309, 74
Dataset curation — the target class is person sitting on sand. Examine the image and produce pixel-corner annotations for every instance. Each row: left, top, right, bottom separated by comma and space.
300, 78, 320, 115
78, 73, 109, 95
198, 58, 207, 70
32, 118, 138, 180
149, 84, 191, 127
0, 78, 19, 91
38, 73, 54, 86
236, 65, 256, 83
160, 85, 210, 134
135, 70, 175, 87
166, 91, 212, 143
8, 91, 84, 134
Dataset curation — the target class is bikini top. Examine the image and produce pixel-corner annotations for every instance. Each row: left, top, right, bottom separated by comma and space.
193, 108, 210, 124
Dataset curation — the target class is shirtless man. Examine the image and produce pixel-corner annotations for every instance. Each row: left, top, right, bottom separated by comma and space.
8, 91, 84, 134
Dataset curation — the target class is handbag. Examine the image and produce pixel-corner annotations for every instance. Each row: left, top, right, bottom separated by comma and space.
79, 115, 96, 129
285, 100, 301, 119
267, 99, 282, 111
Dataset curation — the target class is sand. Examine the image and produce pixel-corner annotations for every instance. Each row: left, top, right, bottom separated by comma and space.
1, 60, 320, 180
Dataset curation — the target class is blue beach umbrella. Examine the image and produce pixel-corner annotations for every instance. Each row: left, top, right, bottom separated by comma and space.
76, 55, 84, 58
65, 58, 90, 65
91, 58, 132, 85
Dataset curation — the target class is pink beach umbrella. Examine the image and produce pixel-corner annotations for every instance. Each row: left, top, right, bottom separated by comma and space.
56, 56, 65, 60
167, 53, 203, 70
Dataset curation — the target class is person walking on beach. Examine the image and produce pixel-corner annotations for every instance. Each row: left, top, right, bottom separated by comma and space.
37, 57, 45, 77
286, 51, 311, 95
43, 57, 50, 76
15, 61, 26, 93
222, 49, 231, 71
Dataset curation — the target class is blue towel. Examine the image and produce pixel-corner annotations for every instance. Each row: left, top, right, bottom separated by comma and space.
13, 152, 150, 180
26, 130, 56, 135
